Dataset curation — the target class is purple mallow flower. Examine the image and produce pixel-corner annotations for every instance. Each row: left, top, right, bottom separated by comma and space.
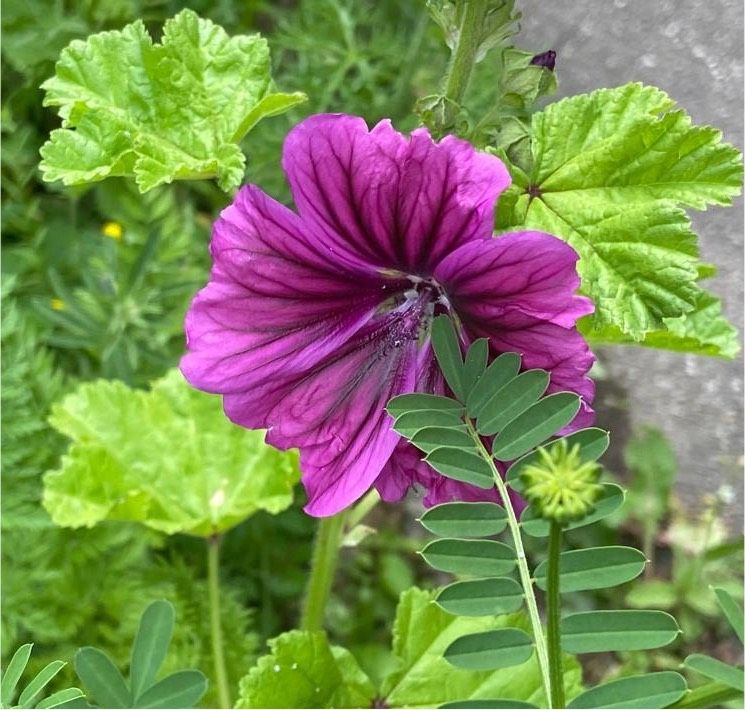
181, 114, 594, 517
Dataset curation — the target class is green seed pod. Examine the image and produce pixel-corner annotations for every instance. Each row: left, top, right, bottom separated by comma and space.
520, 439, 603, 524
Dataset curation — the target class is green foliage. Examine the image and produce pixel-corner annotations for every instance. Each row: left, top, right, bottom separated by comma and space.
236, 630, 375, 709
0, 645, 83, 709
567, 672, 687, 709
496, 83, 742, 356
43, 370, 299, 536
40, 9, 305, 192
74, 600, 207, 708
381, 588, 582, 708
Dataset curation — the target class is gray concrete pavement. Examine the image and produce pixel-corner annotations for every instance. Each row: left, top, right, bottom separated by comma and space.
519, 0, 744, 527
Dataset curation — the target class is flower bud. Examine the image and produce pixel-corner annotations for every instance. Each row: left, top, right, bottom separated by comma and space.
520, 439, 602, 524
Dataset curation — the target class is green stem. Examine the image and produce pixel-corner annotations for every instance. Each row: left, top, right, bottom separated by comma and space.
668, 681, 743, 709
346, 489, 381, 529
207, 535, 231, 709
466, 420, 553, 708
441, 0, 488, 126
300, 511, 348, 631
546, 522, 565, 709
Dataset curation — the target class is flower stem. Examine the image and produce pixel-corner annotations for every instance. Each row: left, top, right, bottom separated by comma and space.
547, 521, 565, 709
443, 0, 488, 108
300, 511, 348, 631
466, 420, 553, 708
207, 534, 231, 709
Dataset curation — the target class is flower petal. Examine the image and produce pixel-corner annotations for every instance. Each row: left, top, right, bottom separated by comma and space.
434, 232, 595, 426
251, 307, 425, 516
282, 114, 511, 274
181, 185, 405, 396
435, 231, 594, 328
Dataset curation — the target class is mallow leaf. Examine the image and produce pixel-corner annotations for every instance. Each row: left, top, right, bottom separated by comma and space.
39, 9, 306, 193
42, 369, 299, 536
235, 630, 375, 709
497, 82, 742, 350
379, 587, 582, 708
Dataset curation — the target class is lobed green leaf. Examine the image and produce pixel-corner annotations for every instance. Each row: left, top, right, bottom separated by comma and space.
39, 10, 306, 193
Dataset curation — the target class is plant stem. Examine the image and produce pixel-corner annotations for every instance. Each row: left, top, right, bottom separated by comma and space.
207, 534, 231, 709
300, 511, 348, 631
346, 489, 381, 529
546, 521, 565, 709
441, 0, 488, 125
668, 681, 743, 709
466, 420, 553, 708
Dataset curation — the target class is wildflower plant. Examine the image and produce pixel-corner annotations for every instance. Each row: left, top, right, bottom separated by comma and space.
18, 0, 745, 709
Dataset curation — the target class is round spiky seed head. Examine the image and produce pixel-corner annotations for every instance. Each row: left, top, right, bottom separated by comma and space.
520, 439, 602, 524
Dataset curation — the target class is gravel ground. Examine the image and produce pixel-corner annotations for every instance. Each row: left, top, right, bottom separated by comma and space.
519, 0, 744, 527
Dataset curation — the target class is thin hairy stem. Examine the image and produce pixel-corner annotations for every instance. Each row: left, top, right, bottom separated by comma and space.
207, 535, 231, 709
300, 511, 348, 631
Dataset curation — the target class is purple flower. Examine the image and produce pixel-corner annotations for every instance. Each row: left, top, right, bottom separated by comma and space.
530, 49, 557, 71
181, 114, 594, 517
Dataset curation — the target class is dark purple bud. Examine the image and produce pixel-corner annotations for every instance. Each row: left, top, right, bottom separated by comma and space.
530, 49, 556, 71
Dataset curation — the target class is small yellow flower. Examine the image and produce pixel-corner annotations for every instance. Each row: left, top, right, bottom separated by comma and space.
50, 298, 65, 311
101, 221, 123, 240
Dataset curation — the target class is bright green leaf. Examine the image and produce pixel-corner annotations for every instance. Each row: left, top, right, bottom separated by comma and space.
136, 670, 208, 708
477, 370, 549, 436
17, 661, 66, 708
130, 600, 175, 700
436, 578, 523, 616
714, 587, 744, 644
381, 588, 583, 708
561, 610, 680, 653
236, 630, 375, 709
507, 428, 609, 493
500, 83, 742, 342
74, 647, 132, 708
491, 393, 580, 460
420, 539, 515, 577
424, 448, 494, 489
36, 687, 86, 709
567, 671, 687, 709
466, 352, 521, 419
431, 316, 465, 400
521, 483, 624, 537
43, 370, 299, 536
444, 629, 533, 671
40, 10, 306, 192
533, 546, 646, 593
1, 643, 33, 707
584, 290, 740, 358
419, 502, 507, 538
